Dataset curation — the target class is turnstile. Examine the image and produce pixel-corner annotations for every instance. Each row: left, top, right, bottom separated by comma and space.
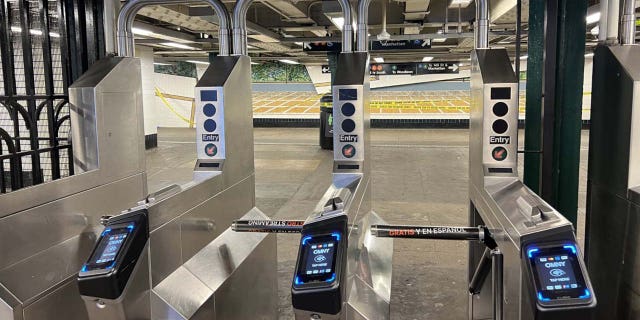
467, 47, 596, 319
231, 0, 393, 317
584, 2, 639, 318
76, 35, 276, 319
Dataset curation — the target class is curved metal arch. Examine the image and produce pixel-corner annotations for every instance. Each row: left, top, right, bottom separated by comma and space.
35, 98, 52, 121
54, 99, 68, 121
117, 0, 231, 57
0, 127, 17, 154
0, 101, 17, 124
55, 115, 71, 138
6, 100, 35, 136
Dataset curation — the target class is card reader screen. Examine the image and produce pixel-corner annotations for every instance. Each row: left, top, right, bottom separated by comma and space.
85, 226, 132, 270
528, 245, 590, 302
339, 89, 357, 101
298, 235, 339, 283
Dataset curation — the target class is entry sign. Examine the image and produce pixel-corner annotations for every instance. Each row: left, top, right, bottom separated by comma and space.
416, 62, 459, 74
370, 39, 431, 51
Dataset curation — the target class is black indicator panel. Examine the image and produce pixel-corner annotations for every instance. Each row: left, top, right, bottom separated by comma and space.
491, 87, 511, 100
338, 89, 357, 101
296, 235, 339, 284
525, 243, 593, 307
200, 90, 218, 102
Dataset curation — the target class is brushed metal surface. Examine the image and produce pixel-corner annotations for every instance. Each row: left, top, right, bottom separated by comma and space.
82, 245, 151, 320
469, 48, 591, 320
152, 209, 277, 320
345, 211, 393, 320
0, 175, 144, 271
24, 279, 89, 320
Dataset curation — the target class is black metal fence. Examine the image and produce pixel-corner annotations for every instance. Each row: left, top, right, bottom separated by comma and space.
0, 0, 104, 193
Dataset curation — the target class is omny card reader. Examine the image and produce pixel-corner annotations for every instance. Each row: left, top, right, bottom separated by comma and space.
292, 210, 348, 318
78, 209, 149, 300
524, 241, 595, 317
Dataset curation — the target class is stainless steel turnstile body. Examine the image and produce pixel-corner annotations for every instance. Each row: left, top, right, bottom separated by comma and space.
78, 56, 276, 320
585, 44, 640, 320
290, 52, 393, 320
0, 57, 147, 320
468, 48, 594, 320
0, 55, 276, 319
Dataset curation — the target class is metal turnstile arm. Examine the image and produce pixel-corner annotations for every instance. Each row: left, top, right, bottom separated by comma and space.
370, 224, 496, 248
469, 248, 503, 320
469, 247, 493, 294
232, 219, 304, 233
492, 249, 503, 320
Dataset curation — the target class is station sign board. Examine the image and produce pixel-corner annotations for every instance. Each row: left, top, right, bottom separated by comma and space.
369, 62, 460, 76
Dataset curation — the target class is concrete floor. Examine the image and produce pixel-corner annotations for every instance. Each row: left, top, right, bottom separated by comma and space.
148, 127, 590, 320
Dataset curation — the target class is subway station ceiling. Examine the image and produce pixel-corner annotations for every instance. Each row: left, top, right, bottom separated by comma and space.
133, 0, 630, 65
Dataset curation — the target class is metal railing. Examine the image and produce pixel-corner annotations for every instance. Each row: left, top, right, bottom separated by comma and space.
0, 0, 104, 193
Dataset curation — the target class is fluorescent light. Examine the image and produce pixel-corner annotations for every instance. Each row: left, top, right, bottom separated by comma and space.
132, 27, 154, 36
520, 55, 528, 60
161, 42, 197, 50
186, 60, 210, 65
449, 0, 473, 8
585, 53, 594, 57
590, 25, 600, 36
432, 38, 447, 43
10, 26, 60, 38
330, 17, 345, 31
374, 57, 384, 63
294, 42, 303, 46
251, 62, 260, 65
586, 12, 600, 24
153, 62, 172, 66
422, 56, 434, 62
279, 59, 299, 65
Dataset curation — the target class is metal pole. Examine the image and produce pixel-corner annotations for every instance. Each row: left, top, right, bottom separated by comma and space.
232, 220, 304, 233
621, 0, 636, 45
475, 0, 489, 49
370, 225, 484, 241
605, 0, 621, 43
515, 0, 521, 82
491, 249, 503, 320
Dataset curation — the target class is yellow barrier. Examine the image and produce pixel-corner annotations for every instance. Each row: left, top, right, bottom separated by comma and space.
154, 87, 196, 127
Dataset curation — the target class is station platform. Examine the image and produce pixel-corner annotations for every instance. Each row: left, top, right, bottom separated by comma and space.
148, 127, 590, 320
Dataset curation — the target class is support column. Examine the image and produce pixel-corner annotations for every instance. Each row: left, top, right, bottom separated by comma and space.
523, 0, 545, 194
542, 0, 588, 226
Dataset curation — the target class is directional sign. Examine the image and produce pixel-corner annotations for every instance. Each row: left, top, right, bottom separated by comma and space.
415, 62, 460, 75
370, 63, 416, 75
370, 39, 431, 51
321, 65, 331, 74
303, 42, 342, 52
